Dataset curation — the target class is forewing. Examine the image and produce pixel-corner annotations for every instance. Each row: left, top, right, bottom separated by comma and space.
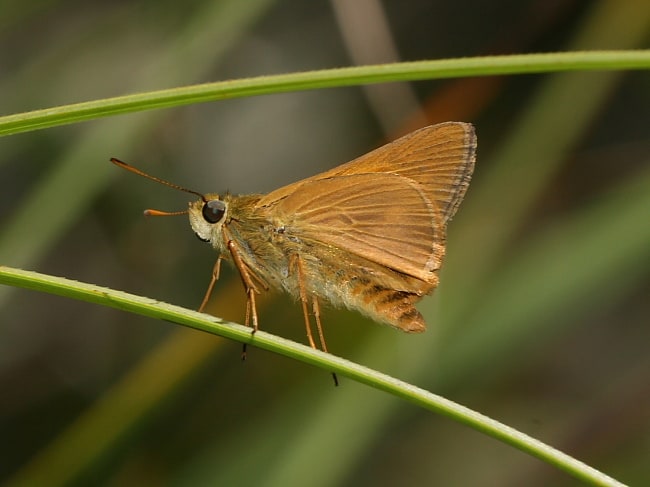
268, 173, 445, 283
256, 122, 476, 226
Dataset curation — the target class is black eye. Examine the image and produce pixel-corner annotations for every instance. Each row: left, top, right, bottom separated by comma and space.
202, 199, 226, 224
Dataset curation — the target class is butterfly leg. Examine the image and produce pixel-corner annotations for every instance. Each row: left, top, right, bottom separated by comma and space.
312, 297, 338, 386
226, 240, 260, 332
290, 254, 318, 349
226, 239, 262, 361
311, 297, 329, 353
199, 256, 222, 313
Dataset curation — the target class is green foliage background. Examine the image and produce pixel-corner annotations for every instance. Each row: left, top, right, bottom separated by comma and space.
0, 1, 648, 486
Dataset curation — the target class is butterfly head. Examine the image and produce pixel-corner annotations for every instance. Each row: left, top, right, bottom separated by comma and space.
188, 194, 228, 249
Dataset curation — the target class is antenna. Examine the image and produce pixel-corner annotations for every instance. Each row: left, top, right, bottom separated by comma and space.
110, 157, 205, 217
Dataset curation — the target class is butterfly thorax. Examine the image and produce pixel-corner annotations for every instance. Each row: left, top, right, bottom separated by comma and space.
189, 193, 296, 290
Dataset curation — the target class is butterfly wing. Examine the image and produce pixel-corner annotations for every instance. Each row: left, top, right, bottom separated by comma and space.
254, 122, 476, 332
270, 173, 443, 282
256, 122, 476, 227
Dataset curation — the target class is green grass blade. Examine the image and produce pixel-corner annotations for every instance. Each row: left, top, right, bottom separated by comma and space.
1, 50, 648, 137
0, 266, 626, 487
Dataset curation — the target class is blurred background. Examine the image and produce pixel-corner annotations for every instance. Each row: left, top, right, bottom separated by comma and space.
1, 0, 649, 485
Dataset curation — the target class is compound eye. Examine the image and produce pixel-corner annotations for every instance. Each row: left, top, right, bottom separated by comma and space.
202, 199, 226, 224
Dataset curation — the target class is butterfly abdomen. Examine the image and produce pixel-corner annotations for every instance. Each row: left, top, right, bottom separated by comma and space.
342, 276, 431, 333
